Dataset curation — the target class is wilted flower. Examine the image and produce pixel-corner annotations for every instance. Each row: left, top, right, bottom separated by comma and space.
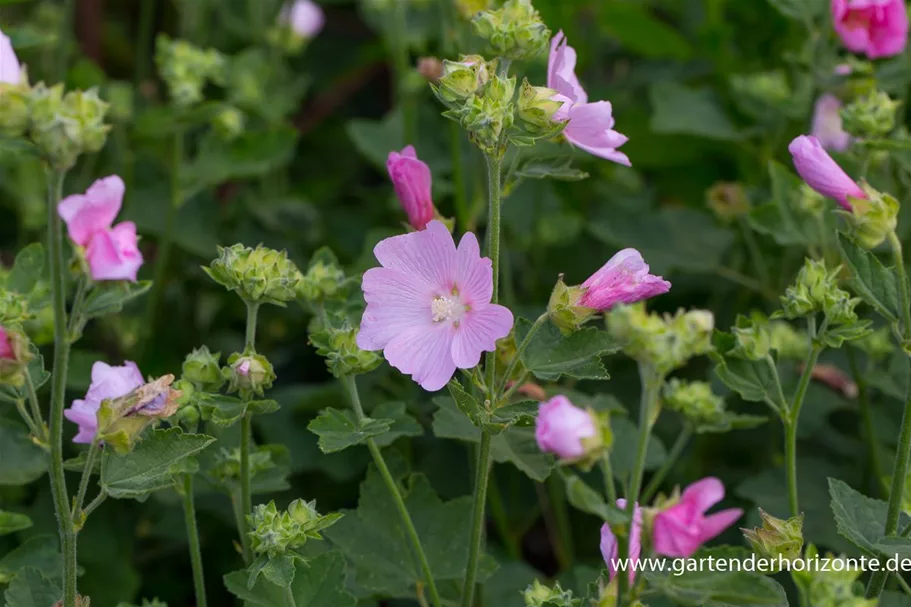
832, 0, 908, 60
357, 221, 514, 391
417, 57, 444, 83
387, 146, 435, 230
63, 361, 144, 443
279, 0, 325, 39
652, 477, 743, 558
804, 362, 859, 398
788, 135, 865, 211
811, 94, 850, 152
548, 31, 629, 166
534, 395, 599, 460
600, 499, 643, 584
0, 28, 22, 85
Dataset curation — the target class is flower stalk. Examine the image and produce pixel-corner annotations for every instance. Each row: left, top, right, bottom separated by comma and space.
237, 300, 260, 565
182, 474, 208, 607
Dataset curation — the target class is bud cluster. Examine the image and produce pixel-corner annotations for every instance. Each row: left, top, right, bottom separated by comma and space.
27, 84, 111, 170
155, 35, 225, 108
731, 315, 771, 361
742, 509, 804, 565
523, 580, 577, 607
0, 77, 30, 138
310, 323, 382, 377
778, 259, 860, 325
769, 321, 810, 360
840, 90, 900, 139
209, 447, 276, 485
472, 0, 550, 61
839, 183, 899, 249
608, 305, 714, 375
247, 499, 342, 558
204, 244, 305, 307
299, 247, 348, 303
663, 379, 725, 426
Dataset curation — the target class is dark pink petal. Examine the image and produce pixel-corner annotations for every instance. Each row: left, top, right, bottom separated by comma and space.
788, 135, 865, 210
387, 146, 434, 230
696, 508, 744, 544
682, 476, 726, 513
0, 327, 12, 359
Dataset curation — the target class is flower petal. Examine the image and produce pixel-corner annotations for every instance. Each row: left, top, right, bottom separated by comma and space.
373, 220, 455, 292
454, 231, 493, 306
682, 476, 726, 513
384, 323, 456, 391
451, 304, 513, 369
697, 508, 744, 544
358, 267, 434, 351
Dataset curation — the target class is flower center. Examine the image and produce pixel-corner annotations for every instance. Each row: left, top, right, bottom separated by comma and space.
431, 295, 465, 323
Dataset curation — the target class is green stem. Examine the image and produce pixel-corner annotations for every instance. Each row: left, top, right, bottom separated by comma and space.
642, 425, 693, 503
765, 355, 788, 414
82, 492, 106, 518
182, 475, 208, 607
245, 302, 260, 349
134, 0, 157, 93
867, 232, 911, 599
66, 277, 87, 342
56, 0, 75, 81
391, 0, 415, 143
496, 313, 546, 395
738, 217, 770, 289
600, 454, 617, 503
47, 169, 77, 607
486, 476, 520, 560
462, 432, 492, 607
237, 301, 259, 565
72, 440, 100, 520
342, 376, 442, 607
786, 317, 822, 518
450, 121, 469, 231
14, 399, 43, 445
283, 586, 297, 607
848, 345, 886, 496
896, 573, 911, 597
547, 474, 573, 571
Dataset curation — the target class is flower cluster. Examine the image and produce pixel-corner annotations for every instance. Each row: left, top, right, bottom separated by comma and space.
204, 244, 305, 306
155, 35, 225, 107
663, 379, 726, 426
608, 305, 714, 375
247, 499, 341, 558
58, 175, 143, 282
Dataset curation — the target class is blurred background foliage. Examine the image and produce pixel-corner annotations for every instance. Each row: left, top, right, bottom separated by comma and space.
2, 0, 910, 605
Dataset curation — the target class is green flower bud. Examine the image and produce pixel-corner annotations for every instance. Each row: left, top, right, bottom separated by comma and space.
0, 290, 35, 326
546, 276, 594, 333
792, 545, 876, 607
608, 305, 714, 375
839, 183, 899, 249
0, 328, 33, 388
104, 81, 134, 123
211, 106, 245, 141
459, 74, 516, 155
516, 78, 566, 138
742, 508, 804, 567
472, 0, 550, 61
225, 350, 276, 399
97, 375, 182, 454
663, 379, 725, 425
204, 244, 305, 306
155, 35, 225, 108
0, 84, 30, 138
299, 247, 347, 303
841, 90, 900, 138
181, 346, 224, 392
769, 321, 810, 360
523, 580, 577, 607
706, 182, 749, 223
731, 315, 771, 361
310, 324, 382, 377
779, 258, 853, 320
247, 499, 342, 558
28, 85, 111, 171
436, 56, 490, 105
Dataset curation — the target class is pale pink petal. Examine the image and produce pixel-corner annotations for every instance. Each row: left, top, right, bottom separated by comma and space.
373, 220, 455, 292
358, 267, 435, 351
384, 324, 456, 391
788, 135, 865, 210
547, 31, 587, 105
454, 231, 493, 306
534, 395, 597, 459
682, 476, 726, 513
811, 94, 851, 153
0, 29, 21, 85
450, 304, 513, 368
85, 222, 143, 282
564, 102, 631, 167
281, 0, 325, 38
66, 360, 144, 444
58, 175, 125, 247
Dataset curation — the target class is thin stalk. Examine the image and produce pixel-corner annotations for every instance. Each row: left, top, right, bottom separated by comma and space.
486, 476, 521, 560
342, 376, 442, 607
391, 0, 415, 143
785, 317, 822, 518
867, 232, 911, 598
547, 474, 574, 571
284, 586, 297, 607
66, 277, 87, 341
642, 426, 693, 503
738, 217, 770, 289
134, 0, 157, 94
72, 440, 101, 520
56, 0, 75, 81
14, 399, 43, 444
450, 121, 469, 231
600, 453, 617, 503
82, 492, 106, 518
47, 169, 77, 607
848, 345, 886, 496
237, 301, 260, 564
182, 475, 208, 607
897, 573, 911, 597
765, 355, 788, 414
496, 313, 546, 395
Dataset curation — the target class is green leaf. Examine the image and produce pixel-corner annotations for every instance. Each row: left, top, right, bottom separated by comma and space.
692, 412, 768, 434
371, 402, 424, 447
748, 161, 825, 247
432, 397, 555, 482
307, 408, 392, 454
516, 158, 589, 182
517, 318, 618, 381
247, 553, 298, 589
325, 465, 495, 599
829, 477, 911, 557
600, 1, 693, 60
646, 546, 788, 606
488, 400, 538, 429
650, 82, 740, 140
82, 281, 152, 319
448, 379, 484, 426
561, 471, 628, 523
0, 511, 32, 536
5, 243, 45, 294
0, 419, 47, 486
766, 0, 827, 21
837, 232, 900, 323
4, 567, 61, 607
224, 552, 356, 607
0, 536, 61, 584
101, 428, 215, 499
711, 332, 786, 411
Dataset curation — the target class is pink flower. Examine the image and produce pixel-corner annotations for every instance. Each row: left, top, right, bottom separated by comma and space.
789, 135, 866, 211
548, 31, 630, 166
832, 0, 908, 59
0, 28, 22, 85
64, 361, 144, 443
534, 395, 597, 460
600, 499, 643, 584
811, 94, 851, 153
58, 175, 144, 281
280, 0, 325, 38
85, 222, 143, 282
579, 249, 671, 311
652, 477, 743, 558
0, 327, 14, 360
357, 220, 514, 391
387, 146, 435, 230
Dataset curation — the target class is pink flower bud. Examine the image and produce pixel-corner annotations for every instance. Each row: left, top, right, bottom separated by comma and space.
534, 395, 597, 460
811, 94, 851, 153
386, 145, 435, 230
64, 361, 145, 443
237, 359, 251, 376
600, 499, 642, 584
0, 327, 14, 360
788, 135, 866, 211
58, 175, 126, 247
280, 0, 325, 39
579, 248, 671, 311
0, 28, 22, 85
832, 0, 908, 60
85, 222, 144, 282
652, 477, 743, 558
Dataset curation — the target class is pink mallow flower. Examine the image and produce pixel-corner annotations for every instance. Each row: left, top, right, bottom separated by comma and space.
652, 477, 743, 558
280, 0, 325, 38
832, 0, 908, 60
600, 499, 643, 584
387, 145, 435, 230
0, 28, 22, 85
789, 135, 866, 211
534, 395, 597, 460
0, 327, 14, 359
64, 361, 144, 443
811, 94, 851, 153
357, 220, 514, 391
58, 175, 143, 281
548, 31, 630, 166
580, 249, 671, 311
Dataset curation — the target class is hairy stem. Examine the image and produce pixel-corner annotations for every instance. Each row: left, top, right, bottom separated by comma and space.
450, 122, 469, 231
72, 440, 101, 521
848, 345, 885, 496
600, 453, 617, 503
496, 312, 546, 396
182, 474, 208, 607
785, 317, 822, 518
237, 301, 260, 564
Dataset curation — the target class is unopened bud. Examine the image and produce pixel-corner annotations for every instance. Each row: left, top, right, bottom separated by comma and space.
547, 276, 594, 333
523, 580, 576, 606
310, 324, 382, 377
516, 78, 565, 137
0, 84, 29, 138
436, 56, 490, 105
28, 84, 111, 170
225, 350, 275, 399
841, 90, 900, 138
155, 35, 225, 108
181, 346, 224, 392
0, 326, 32, 387
204, 244, 305, 306
731, 315, 771, 361
298, 247, 346, 303
472, 0, 550, 61
742, 509, 804, 567
840, 183, 899, 249
769, 321, 810, 360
